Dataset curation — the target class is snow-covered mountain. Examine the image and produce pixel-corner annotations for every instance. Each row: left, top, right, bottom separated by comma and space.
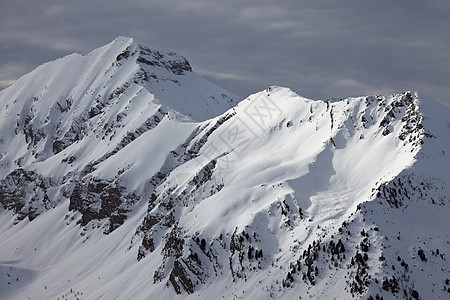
0, 37, 449, 300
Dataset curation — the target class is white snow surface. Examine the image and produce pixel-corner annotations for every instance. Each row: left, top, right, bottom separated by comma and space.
0, 38, 449, 300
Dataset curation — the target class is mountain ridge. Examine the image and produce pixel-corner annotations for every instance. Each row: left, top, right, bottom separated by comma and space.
0, 38, 449, 299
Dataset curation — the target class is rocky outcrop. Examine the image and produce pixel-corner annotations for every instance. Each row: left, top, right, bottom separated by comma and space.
0, 168, 54, 222
68, 177, 139, 233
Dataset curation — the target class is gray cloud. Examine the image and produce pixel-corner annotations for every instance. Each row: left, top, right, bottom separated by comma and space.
1, 0, 449, 106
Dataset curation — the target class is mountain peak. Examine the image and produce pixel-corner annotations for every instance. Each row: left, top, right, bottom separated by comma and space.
113, 35, 135, 44
104, 36, 192, 75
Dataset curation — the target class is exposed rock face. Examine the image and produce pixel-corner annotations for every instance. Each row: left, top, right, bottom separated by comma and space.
68, 177, 139, 233
0, 168, 53, 222
136, 45, 192, 75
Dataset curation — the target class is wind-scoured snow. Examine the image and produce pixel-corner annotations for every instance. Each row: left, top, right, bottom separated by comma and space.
0, 38, 449, 300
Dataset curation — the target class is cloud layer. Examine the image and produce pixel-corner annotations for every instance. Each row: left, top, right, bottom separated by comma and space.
1, 0, 449, 105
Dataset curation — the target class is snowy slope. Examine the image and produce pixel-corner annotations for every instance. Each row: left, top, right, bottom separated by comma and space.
0, 39, 449, 300
0, 36, 238, 227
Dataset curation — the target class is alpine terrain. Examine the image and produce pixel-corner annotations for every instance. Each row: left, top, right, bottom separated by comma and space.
0, 37, 449, 300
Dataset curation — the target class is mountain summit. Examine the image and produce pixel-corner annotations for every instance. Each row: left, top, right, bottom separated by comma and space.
0, 38, 449, 300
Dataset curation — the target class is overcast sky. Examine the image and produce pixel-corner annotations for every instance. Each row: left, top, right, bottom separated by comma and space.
1, 0, 449, 105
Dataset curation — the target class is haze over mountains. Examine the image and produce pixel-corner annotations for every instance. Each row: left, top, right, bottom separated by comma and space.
0, 37, 449, 299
